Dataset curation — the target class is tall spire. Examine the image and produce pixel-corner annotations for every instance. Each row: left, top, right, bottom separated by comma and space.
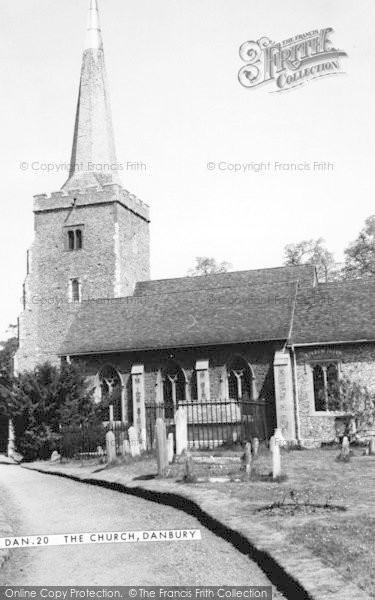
62, 0, 119, 190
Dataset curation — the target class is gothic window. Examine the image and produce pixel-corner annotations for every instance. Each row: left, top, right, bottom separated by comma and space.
65, 226, 84, 251
98, 365, 122, 421
70, 278, 81, 303
312, 363, 340, 411
163, 363, 186, 418
227, 356, 254, 401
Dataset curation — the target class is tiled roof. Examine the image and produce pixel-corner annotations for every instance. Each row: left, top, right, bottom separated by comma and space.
60, 279, 298, 355
292, 279, 375, 345
134, 265, 316, 296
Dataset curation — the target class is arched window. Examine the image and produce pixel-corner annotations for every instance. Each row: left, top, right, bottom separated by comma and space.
98, 365, 122, 421
227, 356, 254, 401
162, 363, 186, 418
313, 362, 340, 411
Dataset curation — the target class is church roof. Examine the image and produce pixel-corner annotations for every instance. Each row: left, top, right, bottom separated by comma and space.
60, 277, 300, 355
134, 264, 317, 296
291, 279, 375, 345
61, 266, 375, 356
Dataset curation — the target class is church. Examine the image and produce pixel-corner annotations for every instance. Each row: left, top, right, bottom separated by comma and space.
14, 0, 375, 449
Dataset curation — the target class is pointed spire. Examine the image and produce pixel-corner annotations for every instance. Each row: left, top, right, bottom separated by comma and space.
62, 0, 119, 190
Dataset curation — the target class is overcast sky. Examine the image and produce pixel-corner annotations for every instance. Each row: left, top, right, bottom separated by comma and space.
0, 0, 374, 339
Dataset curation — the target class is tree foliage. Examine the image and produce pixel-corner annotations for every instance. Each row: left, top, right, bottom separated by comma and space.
187, 256, 232, 276
0, 335, 18, 419
8, 361, 99, 461
283, 238, 337, 282
343, 215, 375, 279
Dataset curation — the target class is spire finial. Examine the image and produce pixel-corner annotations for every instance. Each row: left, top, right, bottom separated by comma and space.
85, 0, 102, 50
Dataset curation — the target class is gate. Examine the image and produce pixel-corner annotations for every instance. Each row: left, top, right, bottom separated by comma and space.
145, 399, 268, 450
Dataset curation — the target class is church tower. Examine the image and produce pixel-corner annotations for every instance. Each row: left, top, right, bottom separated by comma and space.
15, 0, 150, 371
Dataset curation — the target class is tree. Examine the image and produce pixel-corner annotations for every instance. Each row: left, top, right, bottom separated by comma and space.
343, 215, 375, 279
8, 361, 98, 461
331, 375, 375, 441
0, 334, 18, 419
187, 257, 232, 276
283, 238, 337, 282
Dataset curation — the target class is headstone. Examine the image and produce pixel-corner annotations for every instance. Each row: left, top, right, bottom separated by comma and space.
122, 440, 131, 456
175, 407, 188, 455
7, 420, 15, 457
109, 404, 114, 424
50, 450, 61, 463
369, 437, 375, 456
243, 442, 252, 476
155, 418, 168, 476
270, 436, 281, 479
337, 435, 350, 462
97, 446, 104, 457
105, 430, 116, 464
185, 452, 195, 482
128, 426, 140, 457
167, 433, 174, 464
140, 428, 147, 452
252, 438, 259, 457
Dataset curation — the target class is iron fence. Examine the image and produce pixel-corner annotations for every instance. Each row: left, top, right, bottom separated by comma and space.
145, 399, 268, 450
59, 422, 129, 459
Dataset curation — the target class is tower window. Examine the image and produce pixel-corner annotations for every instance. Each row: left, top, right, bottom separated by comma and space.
69, 278, 81, 303
65, 226, 84, 251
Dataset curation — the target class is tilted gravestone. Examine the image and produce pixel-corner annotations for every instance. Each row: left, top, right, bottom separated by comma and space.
106, 430, 116, 464
155, 418, 168, 476
167, 433, 174, 464
369, 437, 375, 456
175, 407, 188, 455
128, 426, 141, 457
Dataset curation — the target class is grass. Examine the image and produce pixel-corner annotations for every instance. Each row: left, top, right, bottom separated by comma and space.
190, 447, 375, 597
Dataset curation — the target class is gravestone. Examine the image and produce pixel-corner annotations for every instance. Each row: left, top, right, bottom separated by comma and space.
270, 435, 281, 479
128, 426, 140, 457
140, 428, 147, 452
50, 450, 61, 463
252, 438, 259, 457
121, 440, 131, 456
369, 437, 375, 456
185, 452, 195, 482
341, 435, 350, 459
155, 418, 168, 476
243, 442, 252, 476
167, 433, 174, 464
175, 408, 188, 455
106, 430, 116, 464
97, 446, 104, 457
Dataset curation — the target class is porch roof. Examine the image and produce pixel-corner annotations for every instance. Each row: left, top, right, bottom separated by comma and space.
60, 279, 298, 356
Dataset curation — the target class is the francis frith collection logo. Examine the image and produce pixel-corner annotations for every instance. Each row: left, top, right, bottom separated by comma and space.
238, 28, 347, 92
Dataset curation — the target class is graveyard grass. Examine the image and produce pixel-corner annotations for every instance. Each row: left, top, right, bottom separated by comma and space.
191, 446, 375, 597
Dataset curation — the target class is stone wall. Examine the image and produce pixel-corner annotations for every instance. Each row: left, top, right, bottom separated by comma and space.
295, 343, 375, 446
15, 185, 150, 372
74, 341, 281, 434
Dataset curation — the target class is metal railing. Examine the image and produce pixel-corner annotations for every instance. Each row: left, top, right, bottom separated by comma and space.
145, 398, 268, 450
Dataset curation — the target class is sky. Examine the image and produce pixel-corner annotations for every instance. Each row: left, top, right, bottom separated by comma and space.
0, 0, 374, 339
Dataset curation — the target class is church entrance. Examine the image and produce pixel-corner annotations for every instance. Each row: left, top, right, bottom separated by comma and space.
0, 416, 8, 454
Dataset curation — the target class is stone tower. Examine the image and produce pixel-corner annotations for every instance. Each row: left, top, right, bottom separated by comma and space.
15, 0, 150, 372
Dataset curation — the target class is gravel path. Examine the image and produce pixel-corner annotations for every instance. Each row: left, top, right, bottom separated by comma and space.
0, 465, 284, 595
